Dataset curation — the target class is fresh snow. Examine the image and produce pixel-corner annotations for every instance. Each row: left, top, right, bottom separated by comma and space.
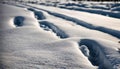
0, 2, 120, 69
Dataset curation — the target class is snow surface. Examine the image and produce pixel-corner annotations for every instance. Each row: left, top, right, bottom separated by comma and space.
0, 2, 120, 69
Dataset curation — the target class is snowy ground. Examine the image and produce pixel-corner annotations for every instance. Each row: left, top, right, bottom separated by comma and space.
0, 2, 120, 69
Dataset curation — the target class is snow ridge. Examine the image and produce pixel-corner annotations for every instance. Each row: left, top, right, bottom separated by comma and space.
60, 6, 120, 19
37, 8, 120, 39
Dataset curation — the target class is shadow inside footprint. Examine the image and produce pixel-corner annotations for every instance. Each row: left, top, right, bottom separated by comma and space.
28, 8, 46, 20
14, 16, 24, 27
40, 21, 68, 38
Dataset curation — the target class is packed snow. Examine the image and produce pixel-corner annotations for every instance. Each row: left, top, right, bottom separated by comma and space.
0, 1, 120, 69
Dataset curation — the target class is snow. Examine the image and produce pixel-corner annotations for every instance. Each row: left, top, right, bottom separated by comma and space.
0, 1, 120, 69
28, 4, 120, 30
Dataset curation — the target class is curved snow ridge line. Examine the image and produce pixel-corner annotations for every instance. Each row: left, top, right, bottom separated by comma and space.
11, 3, 26, 8
37, 9, 120, 39
27, 8, 46, 20
59, 6, 120, 19
60, 3, 110, 10
39, 21, 69, 39
14, 16, 24, 27
79, 39, 113, 69
24, 5, 120, 39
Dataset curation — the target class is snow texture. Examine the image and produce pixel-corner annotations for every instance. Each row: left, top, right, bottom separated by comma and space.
0, 1, 120, 69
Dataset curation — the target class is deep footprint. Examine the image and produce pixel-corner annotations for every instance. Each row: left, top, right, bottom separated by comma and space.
79, 39, 113, 69
27, 8, 46, 20
40, 21, 68, 39
14, 16, 24, 27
